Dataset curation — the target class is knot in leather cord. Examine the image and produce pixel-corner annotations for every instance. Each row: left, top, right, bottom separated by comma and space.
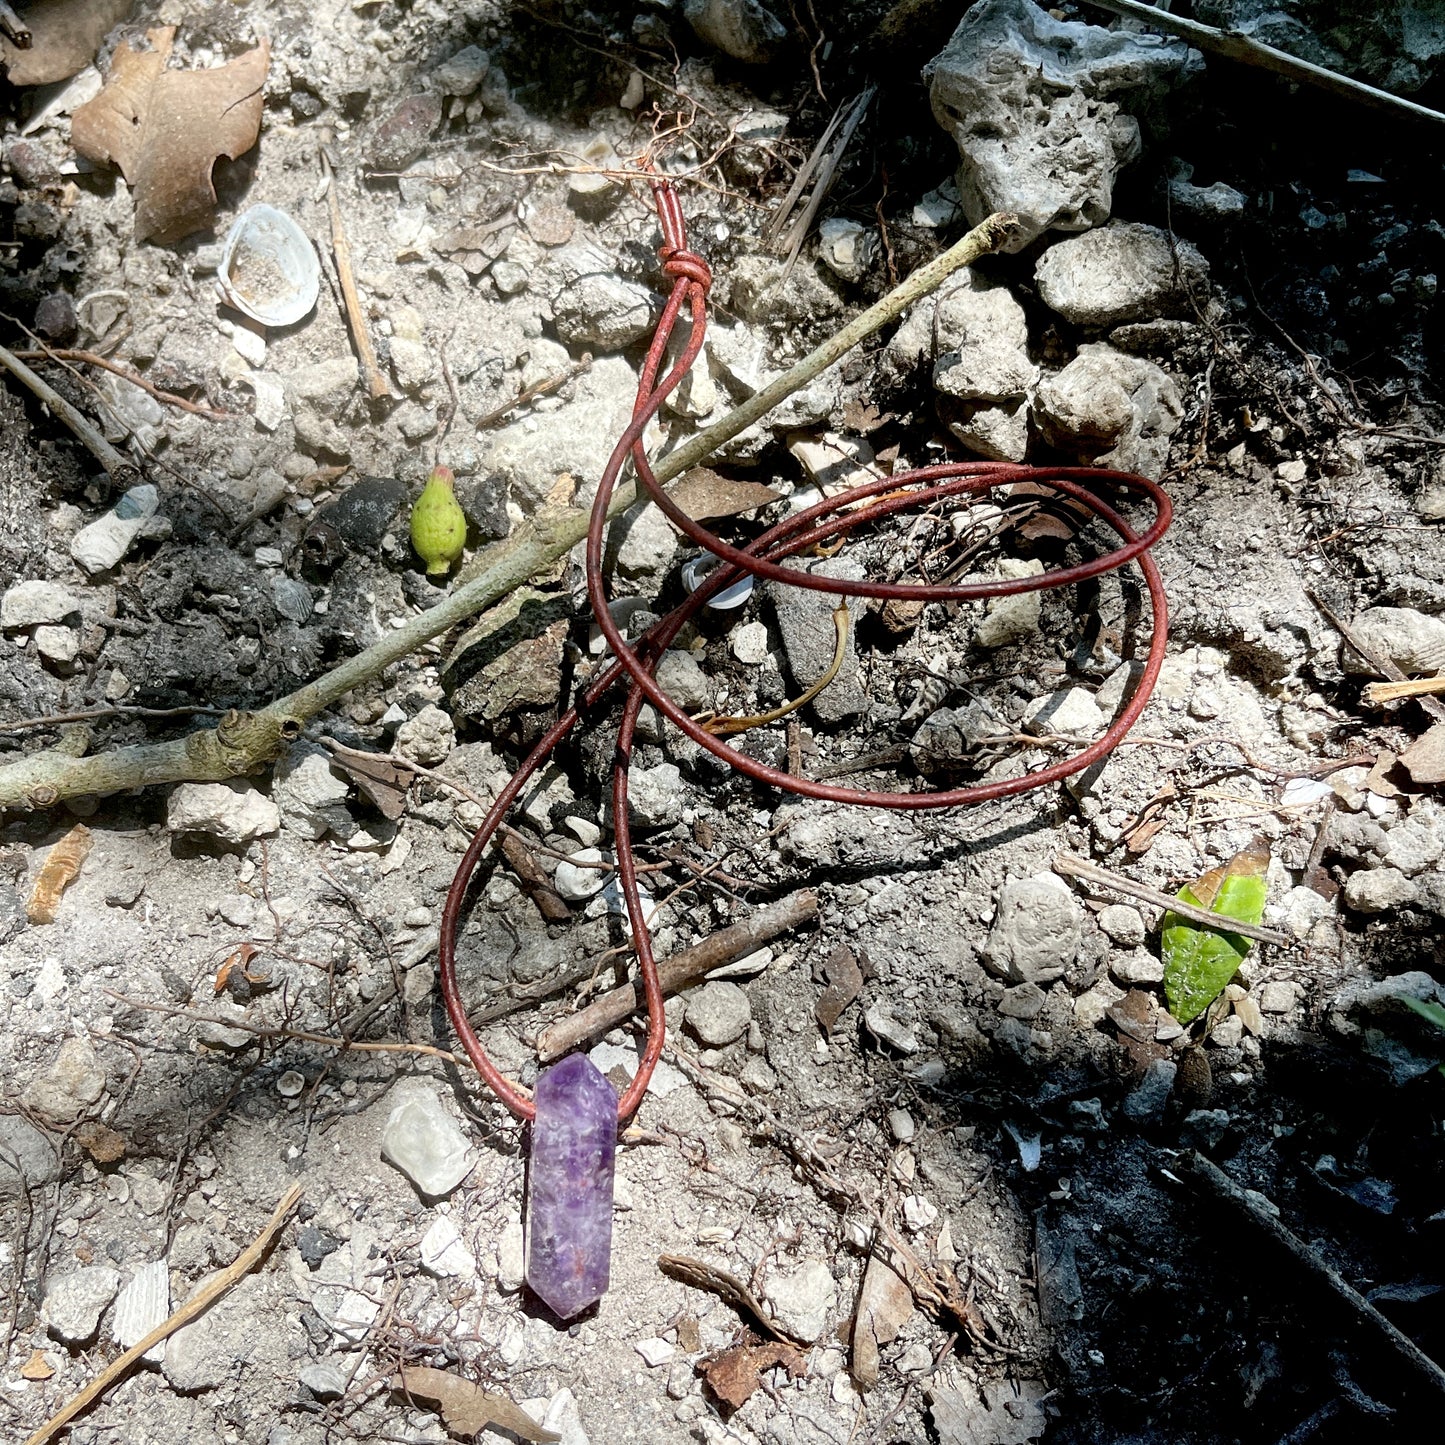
661, 246, 712, 293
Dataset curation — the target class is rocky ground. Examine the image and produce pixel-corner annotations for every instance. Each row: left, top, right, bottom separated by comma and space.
2, 2, 1445, 1443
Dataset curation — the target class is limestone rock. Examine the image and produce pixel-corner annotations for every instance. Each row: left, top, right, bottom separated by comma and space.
0, 1114, 59, 1198
381, 1088, 477, 1199
628, 763, 687, 829
762, 1259, 837, 1344
767, 555, 868, 724
1, 580, 80, 628
685, 0, 787, 64
167, 782, 280, 845
1032, 342, 1183, 479
42, 1266, 121, 1345
1339, 606, 1445, 676
71, 484, 159, 574
23, 1036, 107, 1124
271, 743, 353, 840
931, 273, 1036, 403
685, 981, 752, 1046
983, 875, 1082, 984
395, 704, 456, 767
1343, 866, 1418, 914
1023, 686, 1106, 737
975, 558, 1045, 647
1034, 221, 1209, 327
113, 1259, 169, 1362
925, 0, 1197, 249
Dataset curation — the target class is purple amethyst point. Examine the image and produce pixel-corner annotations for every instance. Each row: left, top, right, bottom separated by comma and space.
525, 1053, 617, 1319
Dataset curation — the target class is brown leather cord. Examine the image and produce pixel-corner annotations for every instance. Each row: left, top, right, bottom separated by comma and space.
439, 177, 1172, 1124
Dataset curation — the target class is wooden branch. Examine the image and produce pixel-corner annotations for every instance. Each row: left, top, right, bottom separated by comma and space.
1365, 675, 1445, 703
14, 348, 235, 419
1174, 1152, 1445, 1400
535, 889, 817, 1060
321, 147, 390, 402
1084, 0, 1445, 128
0, 341, 137, 483
0, 212, 1020, 812
1053, 852, 1293, 947
23, 1183, 302, 1445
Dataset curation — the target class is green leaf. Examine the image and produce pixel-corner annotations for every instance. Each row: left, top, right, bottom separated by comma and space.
1402, 996, 1445, 1034
1162, 872, 1268, 1025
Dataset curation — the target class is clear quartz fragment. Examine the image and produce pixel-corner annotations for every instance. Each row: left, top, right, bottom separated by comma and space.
525, 1053, 617, 1318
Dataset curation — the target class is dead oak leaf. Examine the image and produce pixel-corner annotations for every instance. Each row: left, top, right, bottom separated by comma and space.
0, 0, 132, 87
669, 468, 782, 522
700, 1339, 806, 1411
394, 1365, 560, 1443
71, 26, 270, 244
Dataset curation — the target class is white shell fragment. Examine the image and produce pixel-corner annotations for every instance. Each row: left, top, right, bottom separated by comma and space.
276, 1070, 306, 1098
218, 205, 321, 327
682, 552, 754, 610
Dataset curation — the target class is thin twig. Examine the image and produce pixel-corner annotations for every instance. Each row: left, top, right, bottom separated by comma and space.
22, 1183, 303, 1445
0, 704, 227, 734
1084, 0, 1445, 127
473, 352, 593, 430
535, 890, 817, 1060
1053, 853, 1293, 947
1308, 589, 1445, 724
0, 341, 137, 482
320, 145, 390, 402
14, 348, 235, 419
0, 211, 1020, 812
1173, 1152, 1445, 1399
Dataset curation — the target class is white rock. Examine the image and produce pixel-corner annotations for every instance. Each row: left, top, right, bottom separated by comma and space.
1111, 948, 1165, 986
1098, 904, 1146, 947
552, 265, 655, 351
496, 1216, 525, 1292
614, 501, 679, 586
113, 1259, 169, 1362
71, 484, 159, 574
975, 558, 1044, 646
491, 260, 529, 295
685, 980, 752, 1046
42, 1266, 121, 1345
436, 45, 490, 97
23, 1035, 106, 1123
684, 0, 787, 65
1023, 686, 1106, 737
1259, 979, 1300, 1014
924, 0, 1197, 248
1, 579, 80, 628
931, 272, 1036, 402
654, 650, 711, 710
299, 1362, 348, 1400
943, 397, 1030, 462
864, 1002, 919, 1054
419, 1215, 475, 1278
272, 743, 353, 840
1032, 342, 1183, 479
389, 335, 436, 393
635, 1337, 676, 1367
1034, 221, 1209, 327
394, 704, 456, 766
762, 1259, 837, 1344
730, 619, 770, 665
167, 782, 280, 845
286, 356, 358, 408
1340, 606, 1445, 676
1209, 1015, 1244, 1049
902, 1195, 939, 1232
33, 624, 79, 663
554, 846, 610, 900
983, 874, 1082, 984
381, 1089, 477, 1198
1343, 866, 1418, 914
817, 217, 877, 283
629, 762, 687, 829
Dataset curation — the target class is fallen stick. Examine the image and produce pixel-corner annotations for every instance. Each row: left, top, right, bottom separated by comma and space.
14, 347, 236, 419
1053, 852, 1293, 947
321, 146, 390, 402
1365, 675, 1445, 703
0, 211, 1019, 812
1172, 1151, 1445, 1400
535, 889, 817, 1060
1084, 0, 1445, 129
23, 1182, 302, 1445
0, 341, 137, 483
1308, 590, 1445, 725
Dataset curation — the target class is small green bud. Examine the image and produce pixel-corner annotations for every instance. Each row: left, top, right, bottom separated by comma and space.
410, 464, 467, 577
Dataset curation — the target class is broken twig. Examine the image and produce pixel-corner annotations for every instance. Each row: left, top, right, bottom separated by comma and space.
1085, 0, 1445, 128
535, 890, 816, 1060
23, 1183, 302, 1445
1053, 853, 1292, 947
320, 145, 390, 401
1365, 675, 1445, 703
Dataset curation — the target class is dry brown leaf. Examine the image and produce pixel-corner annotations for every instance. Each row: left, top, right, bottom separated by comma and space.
852, 1252, 915, 1388
1363, 749, 1402, 798
699, 1339, 806, 1410
326, 745, 411, 821
27, 822, 91, 924
0, 0, 132, 86
395, 1365, 560, 1443
71, 26, 270, 244
1401, 721, 1445, 786
814, 944, 864, 1034
669, 468, 781, 522
20, 1348, 54, 1380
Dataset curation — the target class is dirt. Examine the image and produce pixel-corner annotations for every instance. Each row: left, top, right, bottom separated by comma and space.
2, 3, 1444, 1444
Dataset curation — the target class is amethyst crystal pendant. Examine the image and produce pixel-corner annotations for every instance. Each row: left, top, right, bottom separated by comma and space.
525, 1053, 618, 1318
